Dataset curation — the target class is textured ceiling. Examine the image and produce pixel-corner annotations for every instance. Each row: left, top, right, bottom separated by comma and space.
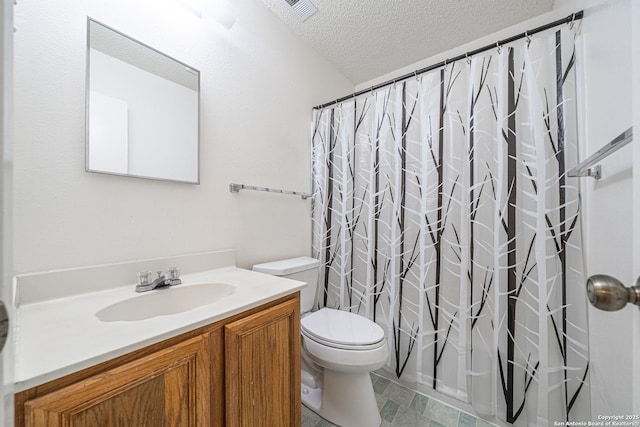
259, 0, 555, 85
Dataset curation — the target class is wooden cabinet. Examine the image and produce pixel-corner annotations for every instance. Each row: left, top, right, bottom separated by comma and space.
225, 298, 300, 427
15, 293, 300, 427
23, 335, 210, 427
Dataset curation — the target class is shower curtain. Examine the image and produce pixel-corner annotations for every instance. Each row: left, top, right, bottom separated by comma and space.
311, 24, 589, 425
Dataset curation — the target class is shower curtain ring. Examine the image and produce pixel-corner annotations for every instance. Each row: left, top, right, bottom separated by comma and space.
465, 52, 471, 65
525, 31, 532, 46
569, 13, 576, 29
443, 59, 448, 70
496, 41, 502, 54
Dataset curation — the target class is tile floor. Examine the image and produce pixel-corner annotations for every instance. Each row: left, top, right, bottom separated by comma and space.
301, 373, 497, 427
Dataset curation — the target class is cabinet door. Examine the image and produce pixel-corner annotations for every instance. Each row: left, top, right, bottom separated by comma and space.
23, 335, 210, 427
225, 297, 300, 427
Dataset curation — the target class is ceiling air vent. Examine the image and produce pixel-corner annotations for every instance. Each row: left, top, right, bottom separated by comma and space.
283, 0, 317, 22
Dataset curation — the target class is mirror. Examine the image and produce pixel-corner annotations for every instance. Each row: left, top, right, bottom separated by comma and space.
86, 19, 200, 184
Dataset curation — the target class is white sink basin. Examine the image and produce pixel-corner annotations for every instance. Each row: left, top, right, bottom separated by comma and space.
95, 283, 236, 322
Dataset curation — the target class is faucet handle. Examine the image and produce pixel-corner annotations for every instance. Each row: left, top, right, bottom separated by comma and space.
168, 267, 181, 280
137, 271, 153, 286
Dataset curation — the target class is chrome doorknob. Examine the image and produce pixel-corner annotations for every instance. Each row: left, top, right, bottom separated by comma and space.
586, 274, 640, 311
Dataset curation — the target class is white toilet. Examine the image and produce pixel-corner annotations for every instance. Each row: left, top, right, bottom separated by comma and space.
253, 257, 388, 427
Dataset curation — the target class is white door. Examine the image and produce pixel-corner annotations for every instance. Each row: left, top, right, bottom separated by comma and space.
574, 0, 640, 420
632, 0, 640, 415
0, 0, 14, 426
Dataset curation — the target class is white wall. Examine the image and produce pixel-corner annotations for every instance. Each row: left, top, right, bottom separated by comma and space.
13, 0, 353, 274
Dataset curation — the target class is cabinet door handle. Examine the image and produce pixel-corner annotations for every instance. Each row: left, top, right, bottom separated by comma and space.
586, 274, 640, 311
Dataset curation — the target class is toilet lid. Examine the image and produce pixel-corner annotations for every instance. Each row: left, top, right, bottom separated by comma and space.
301, 308, 385, 347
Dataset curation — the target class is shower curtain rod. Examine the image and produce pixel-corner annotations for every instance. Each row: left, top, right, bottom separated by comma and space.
313, 11, 584, 110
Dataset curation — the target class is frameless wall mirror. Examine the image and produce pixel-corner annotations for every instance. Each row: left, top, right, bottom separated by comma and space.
86, 19, 200, 184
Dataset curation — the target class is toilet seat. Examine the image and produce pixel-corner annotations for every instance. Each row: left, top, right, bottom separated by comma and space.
301, 308, 385, 350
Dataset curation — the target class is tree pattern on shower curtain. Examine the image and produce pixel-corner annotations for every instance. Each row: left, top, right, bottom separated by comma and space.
311, 25, 589, 425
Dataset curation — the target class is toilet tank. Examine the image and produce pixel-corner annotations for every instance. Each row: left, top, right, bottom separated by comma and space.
252, 257, 320, 313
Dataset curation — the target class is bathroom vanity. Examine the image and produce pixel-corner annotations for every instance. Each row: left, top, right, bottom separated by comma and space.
12, 252, 303, 427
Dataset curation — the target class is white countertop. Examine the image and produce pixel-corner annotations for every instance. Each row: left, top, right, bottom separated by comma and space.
15, 266, 305, 392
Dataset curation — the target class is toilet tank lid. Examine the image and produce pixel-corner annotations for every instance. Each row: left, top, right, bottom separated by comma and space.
252, 257, 320, 276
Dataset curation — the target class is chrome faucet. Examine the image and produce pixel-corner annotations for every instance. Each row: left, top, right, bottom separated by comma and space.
136, 267, 182, 292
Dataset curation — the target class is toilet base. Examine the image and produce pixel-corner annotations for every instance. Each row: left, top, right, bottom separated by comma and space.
302, 368, 381, 427
301, 382, 323, 413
